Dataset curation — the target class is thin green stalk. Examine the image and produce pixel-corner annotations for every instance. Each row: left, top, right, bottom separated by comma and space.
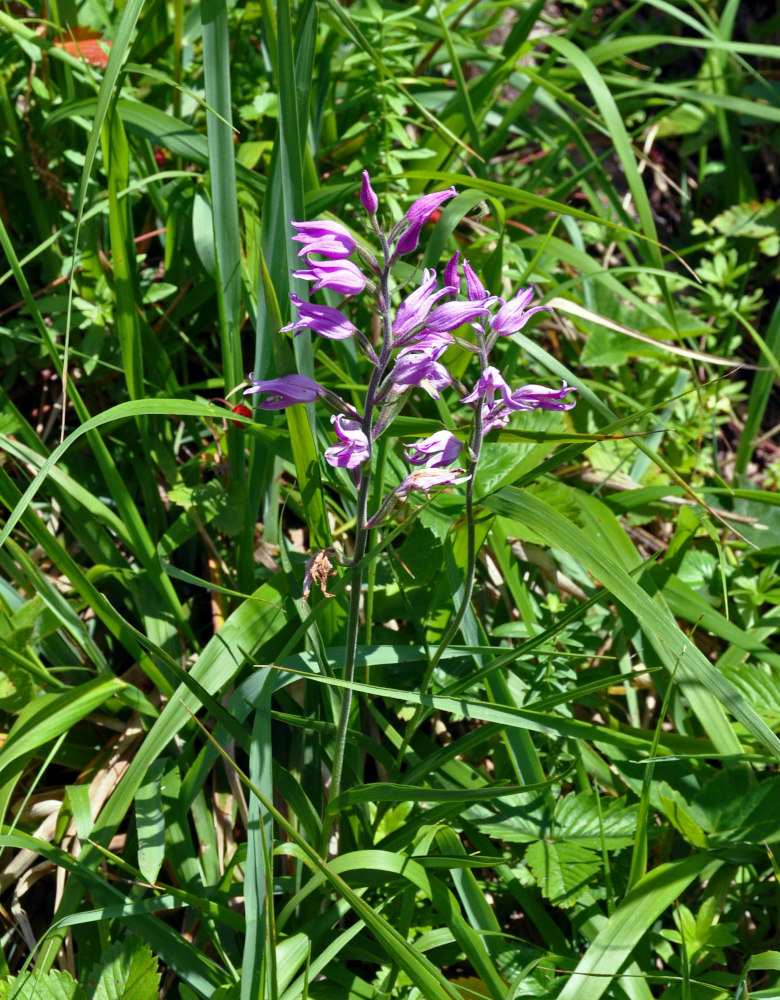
329, 227, 396, 813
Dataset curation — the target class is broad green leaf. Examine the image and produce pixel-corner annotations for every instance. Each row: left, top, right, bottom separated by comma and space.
0, 971, 86, 1000
524, 841, 602, 908
84, 936, 160, 1000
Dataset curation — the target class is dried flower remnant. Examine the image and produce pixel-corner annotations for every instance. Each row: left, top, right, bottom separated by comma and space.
396, 467, 470, 500
303, 548, 339, 602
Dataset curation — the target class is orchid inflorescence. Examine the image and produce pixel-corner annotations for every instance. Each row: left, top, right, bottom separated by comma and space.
244, 172, 576, 521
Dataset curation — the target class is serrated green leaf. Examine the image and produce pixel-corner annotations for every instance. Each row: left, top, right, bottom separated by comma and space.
524, 840, 602, 908
84, 936, 160, 1000
0, 971, 86, 1000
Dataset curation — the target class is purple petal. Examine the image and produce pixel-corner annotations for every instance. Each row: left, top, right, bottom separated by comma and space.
427, 300, 490, 333
243, 373, 324, 409
405, 430, 462, 468
395, 221, 424, 256
324, 415, 370, 469
511, 381, 578, 411
404, 187, 457, 226
360, 170, 379, 213
396, 467, 469, 500
280, 294, 355, 340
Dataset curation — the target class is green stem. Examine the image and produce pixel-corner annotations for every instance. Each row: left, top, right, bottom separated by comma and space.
395, 333, 489, 765
329, 225, 395, 810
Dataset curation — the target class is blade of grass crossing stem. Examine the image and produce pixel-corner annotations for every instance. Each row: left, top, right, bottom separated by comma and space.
243, 670, 276, 1000
480, 487, 780, 760
557, 855, 719, 1000
735, 296, 780, 475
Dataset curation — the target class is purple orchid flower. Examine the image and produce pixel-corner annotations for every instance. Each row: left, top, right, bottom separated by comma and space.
511, 381, 578, 411
393, 269, 455, 342
360, 170, 379, 214
427, 299, 491, 333
396, 467, 470, 500
244, 373, 324, 409
291, 220, 356, 259
394, 187, 458, 255
293, 260, 367, 296
405, 430, 462, 468
281, 294, 355, 340
405, 187, 458, 227
324, 415, 370, 470
461, 366, 520, 409
391, 344, 452, 399
490, 285, 549, 336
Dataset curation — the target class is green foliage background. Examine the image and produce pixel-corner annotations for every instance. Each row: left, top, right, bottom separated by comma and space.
1, 1, 779, 998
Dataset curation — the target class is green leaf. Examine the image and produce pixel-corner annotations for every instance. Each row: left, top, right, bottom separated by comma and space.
0, 972, 86, 1000
135, 759, 166, 885
84, 936, 160, 1000
524, 841, 602, 908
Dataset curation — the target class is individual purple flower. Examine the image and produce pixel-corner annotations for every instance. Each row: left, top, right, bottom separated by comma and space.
391, 345, 452, 399
405, 430, 462, 468
427, 300, 490, 333
396, 467, 470, 500
462, 259, 488, 301
490, 285, 549, 336
291, 220, 356, 259
324, 415, 370, 469
394, 187, 458, 256
405, 187, 458, 227
281, 294, 355, 340
461, 366, 519, 409
243, 373, 324, 409
511, 381, 578, 411
393, 269, 455, 342
360, 170, 379, 214
293, 260, 367, 296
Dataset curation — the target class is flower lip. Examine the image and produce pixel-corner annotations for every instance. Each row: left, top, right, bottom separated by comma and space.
324, 414, 370, 469
243, 373, 324, 409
